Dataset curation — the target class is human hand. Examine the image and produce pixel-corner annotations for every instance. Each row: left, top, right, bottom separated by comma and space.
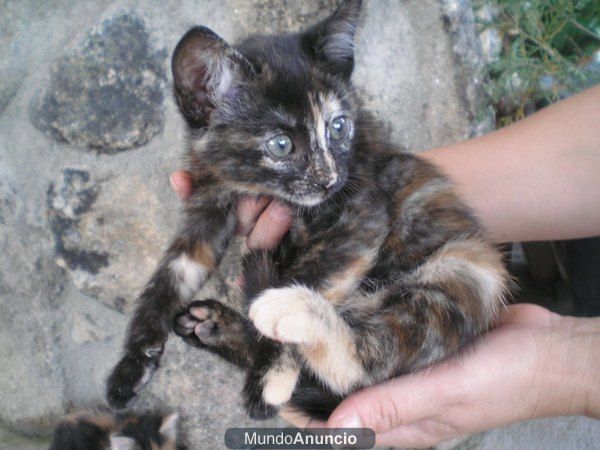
324, 304, 599, 448
170, 171, 292, 250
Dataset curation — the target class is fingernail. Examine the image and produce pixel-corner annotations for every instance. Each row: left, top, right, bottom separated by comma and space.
169, 174, 183, 195
330, 414, 362, 429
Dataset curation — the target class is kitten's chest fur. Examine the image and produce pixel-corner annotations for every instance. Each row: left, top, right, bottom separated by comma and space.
280, 146, 401, 301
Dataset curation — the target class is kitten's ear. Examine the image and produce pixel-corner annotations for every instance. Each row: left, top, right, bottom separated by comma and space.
110, 435, 136, 450
158, 412, 179, 442
172, 26, 253, 127
302, 0, 362, 80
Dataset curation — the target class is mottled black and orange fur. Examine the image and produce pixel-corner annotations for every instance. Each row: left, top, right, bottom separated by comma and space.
106, 0, 509, 420
49, 411, 182, 450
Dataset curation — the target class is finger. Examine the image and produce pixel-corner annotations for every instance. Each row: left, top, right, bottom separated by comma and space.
375, 419, 461, 448
246, 200, 292, 250
278, 406, 326, 429
169, 171, 193, 199
236, 196, 270, 236
499, 303, 556, 327
327, 373, 441, 435
376, 423, 431, 448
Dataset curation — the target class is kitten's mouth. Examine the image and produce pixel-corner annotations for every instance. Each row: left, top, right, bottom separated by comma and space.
294, 194, 326, 207
291, 179, 346, 207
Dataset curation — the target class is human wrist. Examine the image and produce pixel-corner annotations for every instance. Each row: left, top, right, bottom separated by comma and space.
539, 314, 600, 419
567, 315, 600, 419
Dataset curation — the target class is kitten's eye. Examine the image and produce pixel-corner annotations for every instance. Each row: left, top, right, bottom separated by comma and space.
328, 116, 351, 141
266, 134, 293, 158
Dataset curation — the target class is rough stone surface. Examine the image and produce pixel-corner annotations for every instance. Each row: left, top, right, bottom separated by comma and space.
0, 169, 67, 435
0, 427, 48, 450
0, 1, 26, 116
441, 0, 496, 136
230, 0, 338, 33
30, 13, 167, 153
1, 1, 597, 449
0, 59, 23, 117
476, 417, 600, 450
47, 167, 172, 311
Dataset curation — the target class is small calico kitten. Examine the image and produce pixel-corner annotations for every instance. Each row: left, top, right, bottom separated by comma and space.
107, 0, 510, 420
49, 411, 182, 450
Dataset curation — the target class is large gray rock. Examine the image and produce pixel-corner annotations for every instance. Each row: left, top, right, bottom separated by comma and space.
0, 57, 23, 117
230, 0, 338, 32
47, 167, 170, 311
30, 13, 167, 153
476, 416, 600, 450
46, 167, 238, 312
0, 170, 67, 435
0, 426, 48, 450
0, 1, 27, 116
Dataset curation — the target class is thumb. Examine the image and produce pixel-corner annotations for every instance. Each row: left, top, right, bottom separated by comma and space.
327, 373, 440, 434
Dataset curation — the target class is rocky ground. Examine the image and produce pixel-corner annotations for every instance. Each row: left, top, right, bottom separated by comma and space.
0, 0, 598, 449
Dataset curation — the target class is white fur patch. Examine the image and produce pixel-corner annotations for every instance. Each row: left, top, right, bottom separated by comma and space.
196, 51, 234, 104
307, 93, 344, 188
323, 13, 359, 62
262, 366, 299, 406
260, 156, 288, 171
422, 257, 503, 301
250, 285, 366, 394
313, 106, 328, 151
110, 436, 136, 450
133, 366, 154, 393
170, 253, 208, 300
322, 151, 338, 188
416, 240, 508, 319
159, 413, 179, 441
249, 286, 318, 343
295, 194, 327, 207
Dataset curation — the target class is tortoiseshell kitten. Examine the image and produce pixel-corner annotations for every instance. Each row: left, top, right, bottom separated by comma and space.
107, 0, 509, 420
49, 411, 182, 450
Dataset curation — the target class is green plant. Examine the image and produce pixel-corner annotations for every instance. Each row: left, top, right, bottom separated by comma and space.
475, 0, 600, 126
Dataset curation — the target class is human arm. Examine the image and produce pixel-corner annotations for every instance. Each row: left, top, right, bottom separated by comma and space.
421, 84, 600, 243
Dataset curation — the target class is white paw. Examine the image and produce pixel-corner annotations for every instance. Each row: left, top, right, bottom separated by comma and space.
262, 366, 299, 406
249, 286, 325, 344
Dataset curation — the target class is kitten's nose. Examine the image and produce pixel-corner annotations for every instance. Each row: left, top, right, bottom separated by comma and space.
320, 173, 338, 190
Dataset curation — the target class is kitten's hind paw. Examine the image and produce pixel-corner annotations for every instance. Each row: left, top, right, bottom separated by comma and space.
242, 359, 299, 420
242, 374, 279, 420
105, 348, 162, 409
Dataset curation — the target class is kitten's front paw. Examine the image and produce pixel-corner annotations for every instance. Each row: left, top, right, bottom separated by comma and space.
174, 299, 241, 347
106, 347, 162, 409
249, 286, 324, 344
